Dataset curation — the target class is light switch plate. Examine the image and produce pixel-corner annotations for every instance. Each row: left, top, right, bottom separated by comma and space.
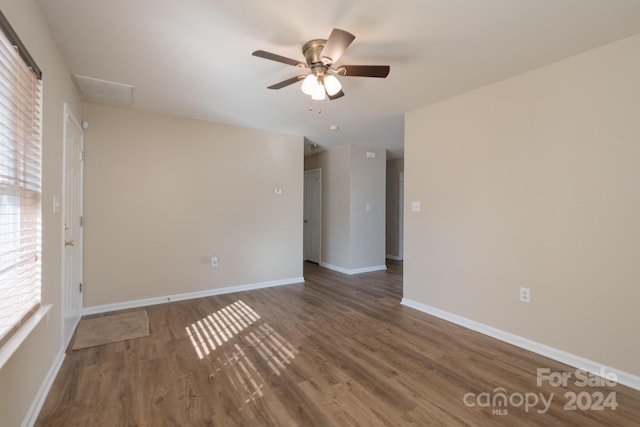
53, 196, 61, 214
411, 201, 421, 212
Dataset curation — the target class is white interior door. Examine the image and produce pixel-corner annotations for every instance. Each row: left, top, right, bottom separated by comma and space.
62, 104, 84, 347
398, 171, 404, 260
304, 169, 321, 263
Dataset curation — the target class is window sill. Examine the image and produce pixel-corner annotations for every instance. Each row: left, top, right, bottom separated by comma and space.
0, 304, 52, 370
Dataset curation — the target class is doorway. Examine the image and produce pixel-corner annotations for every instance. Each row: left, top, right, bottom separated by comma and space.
303, 168, 321, 263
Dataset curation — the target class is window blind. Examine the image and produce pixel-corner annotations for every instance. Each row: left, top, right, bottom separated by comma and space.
0, 11, 43, 347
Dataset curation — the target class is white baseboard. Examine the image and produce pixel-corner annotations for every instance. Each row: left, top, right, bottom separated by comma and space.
386, 254, 403, 261
83, 276, 305, 316
22, 349, 66, 427
319, 263, 387, 275
401, 298, 640, 391
62, 316, 81, 351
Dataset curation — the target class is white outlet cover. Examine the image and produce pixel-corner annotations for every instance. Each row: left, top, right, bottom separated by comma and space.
411, 201, 421, 212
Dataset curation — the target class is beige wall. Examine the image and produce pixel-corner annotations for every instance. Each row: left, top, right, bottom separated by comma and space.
304, 144, 386, 270
305, 146, 350, 266
0, 1, 83, 426
405, 34, 640, 376
83, 103, 303, 307
348, 145, 386, 269
386, 158, 404, 258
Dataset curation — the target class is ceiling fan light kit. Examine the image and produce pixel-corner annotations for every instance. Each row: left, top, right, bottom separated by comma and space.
323, 75, 342, 96
252, 28, 390, 104
301, 74, 318, 95
312, 82, 326, 101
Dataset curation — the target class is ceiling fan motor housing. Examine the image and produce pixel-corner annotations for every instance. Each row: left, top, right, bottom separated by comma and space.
303, 39, 330, 76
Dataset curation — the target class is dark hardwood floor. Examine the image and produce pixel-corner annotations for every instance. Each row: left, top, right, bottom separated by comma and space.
37, 261, 640, 426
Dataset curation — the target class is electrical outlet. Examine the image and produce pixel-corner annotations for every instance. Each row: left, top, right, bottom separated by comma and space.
520, 287, 531, 303
211, 256, 219, 267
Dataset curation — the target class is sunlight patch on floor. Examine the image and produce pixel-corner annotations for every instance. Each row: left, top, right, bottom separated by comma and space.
186, 300, 260, 359
224, 343, 265, 403
244, 323, 298, 376
185, 300, 299, 407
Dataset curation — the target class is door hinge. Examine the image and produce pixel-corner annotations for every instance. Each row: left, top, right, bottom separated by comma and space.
80, 216, 83, 227
80, 150, 85, 161
79, 282, 83, 293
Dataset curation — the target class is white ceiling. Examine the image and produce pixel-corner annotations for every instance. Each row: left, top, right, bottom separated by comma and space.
37, 0, 640, 159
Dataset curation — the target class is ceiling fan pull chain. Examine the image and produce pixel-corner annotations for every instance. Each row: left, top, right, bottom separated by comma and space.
309, 100, 323, 113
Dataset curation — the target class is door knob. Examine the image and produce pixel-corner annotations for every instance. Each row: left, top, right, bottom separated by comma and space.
65, 240, 75, 247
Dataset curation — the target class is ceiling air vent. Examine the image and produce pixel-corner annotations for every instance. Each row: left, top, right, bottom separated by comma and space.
73, 74, 133, 105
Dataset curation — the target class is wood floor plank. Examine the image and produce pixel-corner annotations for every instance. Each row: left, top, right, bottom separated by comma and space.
36, 260, 640, 426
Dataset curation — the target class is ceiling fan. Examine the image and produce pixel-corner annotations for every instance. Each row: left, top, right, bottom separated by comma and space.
252, 28, 390, 101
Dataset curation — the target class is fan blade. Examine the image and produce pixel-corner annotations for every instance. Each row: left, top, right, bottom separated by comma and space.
252, 50, 306, 68
320, 29, 355, 65
328, 90, 345, 100
337, 65, 390, 78
267, 75, 305, 89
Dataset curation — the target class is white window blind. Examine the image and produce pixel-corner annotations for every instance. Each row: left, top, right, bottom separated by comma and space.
0, 12, 43, 347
